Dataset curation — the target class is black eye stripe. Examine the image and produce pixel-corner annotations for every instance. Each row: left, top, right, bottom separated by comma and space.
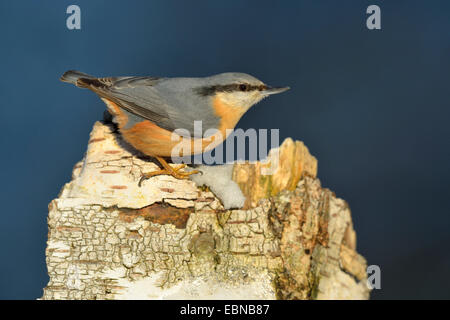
196, 84, 268, 96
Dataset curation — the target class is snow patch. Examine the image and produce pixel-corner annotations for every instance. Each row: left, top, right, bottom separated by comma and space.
189, 164, 246, 209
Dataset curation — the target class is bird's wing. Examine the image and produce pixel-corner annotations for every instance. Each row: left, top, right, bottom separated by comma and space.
79, 76, 184, 133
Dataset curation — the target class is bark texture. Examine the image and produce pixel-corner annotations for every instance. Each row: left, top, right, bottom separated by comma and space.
41, 121, 370, 300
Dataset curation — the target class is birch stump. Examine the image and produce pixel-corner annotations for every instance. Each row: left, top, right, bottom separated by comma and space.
41, 121, 370, 300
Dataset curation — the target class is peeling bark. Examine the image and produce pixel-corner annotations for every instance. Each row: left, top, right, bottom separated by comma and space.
41, 121, 370, 300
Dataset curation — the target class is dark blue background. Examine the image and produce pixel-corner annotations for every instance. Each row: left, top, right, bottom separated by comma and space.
1, 0, 449, 299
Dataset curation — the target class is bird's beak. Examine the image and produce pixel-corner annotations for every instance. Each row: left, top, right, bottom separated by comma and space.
262, 86, 290, 95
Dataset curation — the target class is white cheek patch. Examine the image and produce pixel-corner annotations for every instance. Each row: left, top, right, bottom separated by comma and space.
220, 92, 263, 110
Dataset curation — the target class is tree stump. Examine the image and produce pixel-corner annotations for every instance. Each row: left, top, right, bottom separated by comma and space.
41, 121, 370, 300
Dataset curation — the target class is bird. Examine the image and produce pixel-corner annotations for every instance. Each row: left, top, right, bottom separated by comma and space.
60, 70, 289, 183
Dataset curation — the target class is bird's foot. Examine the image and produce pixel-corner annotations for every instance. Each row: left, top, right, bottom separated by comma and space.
138, 164, 200, 186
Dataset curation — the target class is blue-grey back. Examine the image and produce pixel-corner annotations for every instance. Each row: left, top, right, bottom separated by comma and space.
62, 71, 264, 137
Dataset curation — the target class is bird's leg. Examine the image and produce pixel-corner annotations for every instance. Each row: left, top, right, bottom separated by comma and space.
156, 156, 201, 178
139, 156, 200, 186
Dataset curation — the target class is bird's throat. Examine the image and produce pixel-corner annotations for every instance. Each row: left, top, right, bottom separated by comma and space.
212, 95, 246, 137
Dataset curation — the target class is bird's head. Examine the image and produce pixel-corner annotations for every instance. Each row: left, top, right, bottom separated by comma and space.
196, 73, 289, 111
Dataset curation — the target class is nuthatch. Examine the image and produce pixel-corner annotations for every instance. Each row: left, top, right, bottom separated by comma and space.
61, 70, 289, 181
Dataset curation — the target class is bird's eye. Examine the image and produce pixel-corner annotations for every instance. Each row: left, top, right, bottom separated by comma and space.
239, 84, 248, 91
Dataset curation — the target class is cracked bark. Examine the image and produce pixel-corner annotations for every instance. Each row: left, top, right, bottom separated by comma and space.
41, 121, 370, 300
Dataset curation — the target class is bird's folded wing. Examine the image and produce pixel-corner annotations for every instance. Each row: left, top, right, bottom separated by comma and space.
87, 76, 186, 134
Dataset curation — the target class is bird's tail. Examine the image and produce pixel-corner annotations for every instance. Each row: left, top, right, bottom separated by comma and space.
60, 70, 95, 88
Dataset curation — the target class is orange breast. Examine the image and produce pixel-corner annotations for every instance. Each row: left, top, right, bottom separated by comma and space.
121, 119, 178, 156
212, 95, 246, 137
102, 98, 224, 157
